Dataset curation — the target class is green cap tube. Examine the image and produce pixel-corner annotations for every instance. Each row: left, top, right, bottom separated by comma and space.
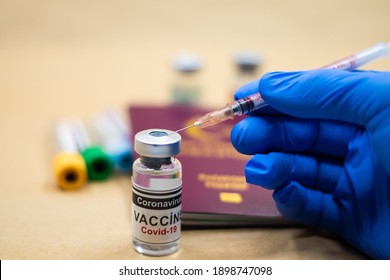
81, 145, 113, 181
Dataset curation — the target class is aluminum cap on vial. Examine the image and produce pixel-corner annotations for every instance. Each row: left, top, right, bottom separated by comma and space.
134, 129, 181, 158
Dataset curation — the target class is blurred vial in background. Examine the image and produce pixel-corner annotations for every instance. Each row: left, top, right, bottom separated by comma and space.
228, 51, 262, 102
170, 53, 202, 106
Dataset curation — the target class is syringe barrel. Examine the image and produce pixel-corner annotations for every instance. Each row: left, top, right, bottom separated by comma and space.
354, 42, 390, 69
238, 42, 390, 115
321, 42, 390, 70
196, 42, 390, 129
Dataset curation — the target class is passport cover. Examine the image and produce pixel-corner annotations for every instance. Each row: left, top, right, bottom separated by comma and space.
129, 105, 288, 227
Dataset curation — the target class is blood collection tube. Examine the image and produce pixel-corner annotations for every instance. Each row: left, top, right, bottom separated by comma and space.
72, 119, 113, 181
52, 121, 87, 190
90, 109, 133, 173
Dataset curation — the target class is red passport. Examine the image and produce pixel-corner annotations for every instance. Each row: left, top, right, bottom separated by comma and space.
129, 105, 288, 227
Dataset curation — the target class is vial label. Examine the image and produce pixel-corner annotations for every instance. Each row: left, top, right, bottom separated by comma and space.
132, 181, 182, 245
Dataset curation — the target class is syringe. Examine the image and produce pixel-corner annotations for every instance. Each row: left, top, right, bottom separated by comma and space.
178, 42, 390, 131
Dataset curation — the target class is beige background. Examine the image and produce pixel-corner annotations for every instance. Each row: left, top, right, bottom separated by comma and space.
1, 0, 389, 259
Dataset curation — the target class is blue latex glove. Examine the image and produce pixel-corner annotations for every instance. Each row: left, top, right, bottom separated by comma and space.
231, 70, 390, 259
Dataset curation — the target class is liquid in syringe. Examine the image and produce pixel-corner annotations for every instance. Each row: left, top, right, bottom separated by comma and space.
193, 93, 264, 128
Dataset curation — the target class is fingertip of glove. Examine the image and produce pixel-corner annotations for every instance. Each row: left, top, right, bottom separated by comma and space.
273, 182, 304, 220
244, 156, 273, 189
230, 126, 238, 148
230, 122, 246, 153
231, 118, 269, 155
259, 71, 304, 98
273, 183, 298, 205
245, 154, 284, 189
234, 80, 260, 100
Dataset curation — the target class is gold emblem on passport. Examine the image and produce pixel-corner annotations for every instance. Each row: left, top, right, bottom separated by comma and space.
219, 192, 243, 204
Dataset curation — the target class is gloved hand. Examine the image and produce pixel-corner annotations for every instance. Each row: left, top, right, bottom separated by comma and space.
231, 69, 390, 259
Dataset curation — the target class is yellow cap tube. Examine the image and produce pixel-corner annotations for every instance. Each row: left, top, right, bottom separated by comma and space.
52, 152, 87, 190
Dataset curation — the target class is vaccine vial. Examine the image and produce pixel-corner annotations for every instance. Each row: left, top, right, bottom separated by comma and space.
229, 51, 262, 102
171, 54, 202, 106
131, 129, 182, 256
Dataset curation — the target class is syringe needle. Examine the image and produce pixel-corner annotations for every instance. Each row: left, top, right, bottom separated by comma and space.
174, 124, 196, 134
